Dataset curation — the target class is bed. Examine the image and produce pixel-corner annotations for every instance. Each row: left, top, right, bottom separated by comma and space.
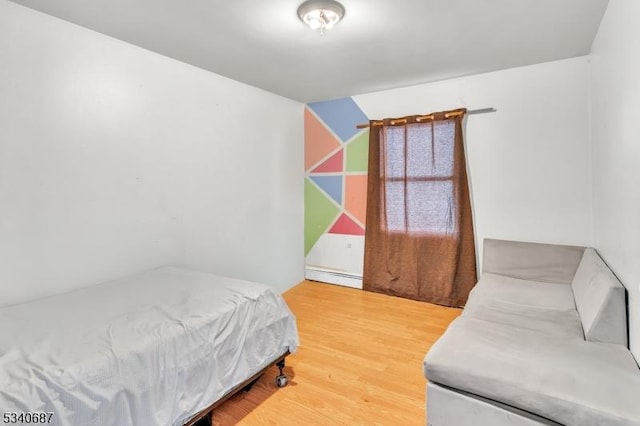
0, 267, 299, 426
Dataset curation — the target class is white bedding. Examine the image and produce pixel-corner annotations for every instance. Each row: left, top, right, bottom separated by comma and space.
0, 267, 299, 426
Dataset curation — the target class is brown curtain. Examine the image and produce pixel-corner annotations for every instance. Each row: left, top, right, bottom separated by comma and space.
363, 108, 477, 307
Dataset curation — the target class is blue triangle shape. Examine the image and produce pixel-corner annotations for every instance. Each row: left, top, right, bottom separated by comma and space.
309, 175, 343, 205
307, 97, 369, 143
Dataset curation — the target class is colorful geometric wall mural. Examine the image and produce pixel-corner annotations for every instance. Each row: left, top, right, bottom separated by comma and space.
305, 97, 370, 255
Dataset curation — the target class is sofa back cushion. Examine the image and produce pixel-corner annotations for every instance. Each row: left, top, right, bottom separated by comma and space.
483, 239, 585, 284
572, 249, 628, 346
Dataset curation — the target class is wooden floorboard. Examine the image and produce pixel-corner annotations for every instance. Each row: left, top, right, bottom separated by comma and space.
212, 280, 461, 425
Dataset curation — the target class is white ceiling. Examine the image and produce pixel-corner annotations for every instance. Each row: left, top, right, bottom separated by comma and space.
10, 0, 609, 103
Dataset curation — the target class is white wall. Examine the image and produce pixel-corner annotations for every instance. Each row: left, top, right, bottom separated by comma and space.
306, 234, 365, 288
353, 57, 593, 268
590, 0, 640, 360
0, 0, 303, 306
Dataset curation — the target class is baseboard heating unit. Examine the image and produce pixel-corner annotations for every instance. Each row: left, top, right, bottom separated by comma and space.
304, 266, 363, 289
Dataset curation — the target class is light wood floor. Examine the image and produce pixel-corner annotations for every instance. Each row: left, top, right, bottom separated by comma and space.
213, 280, 461, 425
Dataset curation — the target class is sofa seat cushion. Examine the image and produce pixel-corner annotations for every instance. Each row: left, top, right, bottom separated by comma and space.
470, 273, 576, 311
463, 301, 584, 339
424, 317, 640, 426
465, 273, 583, 339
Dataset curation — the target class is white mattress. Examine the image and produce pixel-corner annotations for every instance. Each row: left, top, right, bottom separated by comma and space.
0, 267, 299, 426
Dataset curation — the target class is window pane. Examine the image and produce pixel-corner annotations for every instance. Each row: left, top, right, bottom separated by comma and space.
433, 121, 455, 177
384, 180, 406, 232
383, 126, 405, 179
406, 122, 454, 178
406, 124, 431, 178
406, 180, 455, 235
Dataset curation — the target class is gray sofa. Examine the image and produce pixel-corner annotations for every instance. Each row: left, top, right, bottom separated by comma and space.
424, 239, 640, 426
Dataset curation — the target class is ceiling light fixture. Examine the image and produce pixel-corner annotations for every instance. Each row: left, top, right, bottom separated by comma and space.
297, 0, 345, 34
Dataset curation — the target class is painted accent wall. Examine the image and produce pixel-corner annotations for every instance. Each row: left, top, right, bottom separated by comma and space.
590, 0, 640, 361
304, 98, 370, 280
305, 57, 593, 290
0, 0, 303, 305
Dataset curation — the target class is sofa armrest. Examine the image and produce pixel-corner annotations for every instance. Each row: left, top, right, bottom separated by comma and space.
482, 239, 585, 284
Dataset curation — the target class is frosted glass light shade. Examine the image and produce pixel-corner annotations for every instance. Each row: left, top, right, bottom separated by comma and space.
297, 0, 345, 32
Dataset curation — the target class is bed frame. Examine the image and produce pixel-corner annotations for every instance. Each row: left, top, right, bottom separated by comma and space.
184, 351, 290, 426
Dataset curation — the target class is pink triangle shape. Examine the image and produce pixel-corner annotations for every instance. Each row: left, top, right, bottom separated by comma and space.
328, 213, 365, 235
311, 149, 343, 173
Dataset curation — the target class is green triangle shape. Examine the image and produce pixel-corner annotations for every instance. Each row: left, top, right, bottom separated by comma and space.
346, 130, 369, 172
305, 178, 340, 255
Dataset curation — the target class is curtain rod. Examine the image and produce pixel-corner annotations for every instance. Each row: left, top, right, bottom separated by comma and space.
355, 107, 496, 129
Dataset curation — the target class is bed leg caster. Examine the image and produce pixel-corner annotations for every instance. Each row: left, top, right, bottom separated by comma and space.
276, 375, 288, 388
275, 359, 288, 388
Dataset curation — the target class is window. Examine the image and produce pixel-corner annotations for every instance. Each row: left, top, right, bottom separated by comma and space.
382, 121, 456, 235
